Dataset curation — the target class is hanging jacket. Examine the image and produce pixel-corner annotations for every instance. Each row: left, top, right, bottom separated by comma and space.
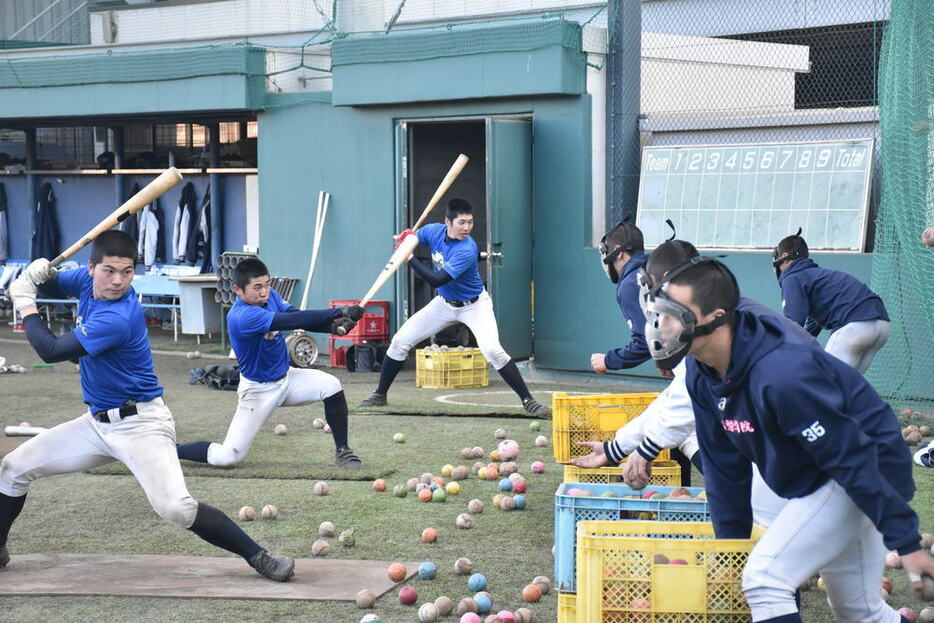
186, 183, 211, 270
0, 182, 8, 262
173, 182, 197, 264
31, 183, 59, 260
138, 200, 161, 268
120, 183, 141, 255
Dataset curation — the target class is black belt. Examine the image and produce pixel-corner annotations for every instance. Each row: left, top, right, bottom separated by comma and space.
445, 296, 480, 308
93, 403, 139, 424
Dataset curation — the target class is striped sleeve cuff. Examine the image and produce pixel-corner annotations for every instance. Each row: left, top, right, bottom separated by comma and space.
637, 437, 663, 462
603, 441, 626, 466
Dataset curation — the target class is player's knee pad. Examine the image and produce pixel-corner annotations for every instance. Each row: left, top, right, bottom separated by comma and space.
207, 444, 246, 468
321, 374, 343, 399
481, 346, 511, 370
153, 494, 199, 528
0, 457, 30, 497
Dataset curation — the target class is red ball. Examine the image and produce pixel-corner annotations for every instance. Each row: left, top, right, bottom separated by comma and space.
399, 585, 418, 605
513, 480, 527, 494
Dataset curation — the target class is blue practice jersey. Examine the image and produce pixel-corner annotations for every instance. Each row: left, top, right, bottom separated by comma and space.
687, 309, 919, 555
779, 258, 888, 332
417, 223, 484, 301
56, 268, 162, 413
227, 288, 291, 382
605, 253, 650, 369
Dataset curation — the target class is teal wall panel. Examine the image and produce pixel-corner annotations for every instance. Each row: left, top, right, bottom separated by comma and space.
0, 75, 261, 120
332, 46, 585, 106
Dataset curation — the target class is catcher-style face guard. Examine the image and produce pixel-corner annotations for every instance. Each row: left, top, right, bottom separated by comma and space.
637, 268, 654, 316
772, 227, 806, 279
599, 237, 624, 284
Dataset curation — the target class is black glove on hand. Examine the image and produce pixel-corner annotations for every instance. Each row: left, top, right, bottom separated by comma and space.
339, 305, 365, 321
331, 316, 357, 335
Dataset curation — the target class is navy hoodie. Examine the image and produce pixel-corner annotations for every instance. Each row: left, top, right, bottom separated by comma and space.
779, 257, 888, 334
687, 309, 919, 555
604, 253, 650, 369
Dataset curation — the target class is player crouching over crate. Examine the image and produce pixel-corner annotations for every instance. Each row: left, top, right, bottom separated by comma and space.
360, 199, 550, 417
644, 255, 934, 622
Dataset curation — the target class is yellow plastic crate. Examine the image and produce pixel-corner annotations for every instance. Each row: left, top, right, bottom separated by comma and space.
415, 348, 489, 389
576, 520, 764, 622
552, 392, 661, 463
558, 592, 577, 623
564, 461, 682, 487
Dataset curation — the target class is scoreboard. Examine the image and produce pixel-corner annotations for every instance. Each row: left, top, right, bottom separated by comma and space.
635, 139, 874, 251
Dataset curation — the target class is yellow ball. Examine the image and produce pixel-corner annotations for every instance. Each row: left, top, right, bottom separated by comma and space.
441, 464, 455, 477
445, 482, 461, 495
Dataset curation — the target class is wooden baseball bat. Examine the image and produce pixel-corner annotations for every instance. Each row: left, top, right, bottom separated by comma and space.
4, 425, 48, 437
50, 167, 184, 266
336, 154, 469, 334
411, 153, 469, 231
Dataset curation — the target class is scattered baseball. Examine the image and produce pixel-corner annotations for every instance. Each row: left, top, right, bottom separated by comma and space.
456, 513, 473, 529
514, 607, 535, 623
238, 505, 256, 521
886, 551, 902, 568
312, 418, 325, 429
393, 432, 406, 443
451, 465, 469, 480
434, 596, 454, 617
531, 461, 545, 474
418, 602, 439, 622
261, 504, 278, 519
906, 430, 923, 445
388, 563, 408, 582
418, 561, 438, 580
360, 615, 381, 623
458, 597, 478, 614
922, 426, 934, 437
399, 586, 418, 605
922, 533, 934, 549
919, 607, 934, 623
461, 447, 475, 459
185, 351, 201, 359
493, 428, 506, 439
323, 424, 332, 434
445, 481, 461, 495
441, 464, 455, 477
356, 589, 378, 609
522, 583, 542, 602
273, 423, 288, 435
454, 557, 474, 575
372, 478, 387, 492
311, 539, 331, 556
421, 527, 438, 543
496, 611, 517, 623
472, 447, 484, 458
407, 477, 420, 491
497, 440, 520, 460
319, 521, 336, 537
473, 592, 492, 614
339, 529, 356, 547
529, 421, 541, 431
532, 576, 551, 595
460, 613, 481, 623
534, 435, 548, 447
468, 499, 485, 514
468, 573, 488, 592
314, 481, 329, 496
500, 461, 518, 476
913, 574, 934, 601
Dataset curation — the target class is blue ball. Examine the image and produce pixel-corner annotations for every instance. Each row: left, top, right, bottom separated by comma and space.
474, 592, 492, 614
429, 482, 440, 491
498, 478, 513, 492
418, 561, 437, 580
468, 572, 488, 592
514, 494, 527, 509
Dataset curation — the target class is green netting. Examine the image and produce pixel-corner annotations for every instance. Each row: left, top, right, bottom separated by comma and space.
331, 15, 582, 67
866, 0, 934, 404
0, 43, 265, 89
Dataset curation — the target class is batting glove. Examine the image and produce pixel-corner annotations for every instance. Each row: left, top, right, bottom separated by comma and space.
393, 228, 414, 251
339, 305, 365, 321
22, 258, 58, 287
7, 274, 38, 312
331, 317, 357, 336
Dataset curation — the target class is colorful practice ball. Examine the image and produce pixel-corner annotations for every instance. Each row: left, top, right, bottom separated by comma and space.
498, 478, 513, 492
474, 592, 492, 614
393, 432, 406, 443
513, 494, 527, 509
468, 573, 488, 592
529, 421, 541, 431
445, 481, 461, 495
497, 439, 520, 460
419, 561, 438, 580
531, 461, 545, 473
399, 585, 418, 605
421, 527, 438, 543
460, 614, 482, 623
388, 562, 408, 582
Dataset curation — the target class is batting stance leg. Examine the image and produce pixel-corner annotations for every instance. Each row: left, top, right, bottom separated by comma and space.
741, 480, 900, 622
824, 319, 890, 374
180, 368, 346, 467
361, 296, 457, 405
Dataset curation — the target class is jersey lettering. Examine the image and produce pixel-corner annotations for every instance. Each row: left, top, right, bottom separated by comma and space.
801, 421, 826, 443
722, 419, 756, 433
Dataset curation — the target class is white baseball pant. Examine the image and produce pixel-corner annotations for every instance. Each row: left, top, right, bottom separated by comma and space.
386, 291, 511, 369
742, 479, 899, 622
207, 366, 342, 467
825, 319, 890, 373
0, 397, 198, 528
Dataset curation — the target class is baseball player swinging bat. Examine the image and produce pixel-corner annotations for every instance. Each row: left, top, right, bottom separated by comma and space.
50, 167, 184, 266
336, 154, 469, 335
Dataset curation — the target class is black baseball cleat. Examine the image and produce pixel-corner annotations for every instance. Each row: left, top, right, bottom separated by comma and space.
914, 442, 934, 467
359, 392, 387, 407
0, 546, 9, 567
249, 550, 295, 582
522, 398, 552, 418
335, 446, 363, 470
